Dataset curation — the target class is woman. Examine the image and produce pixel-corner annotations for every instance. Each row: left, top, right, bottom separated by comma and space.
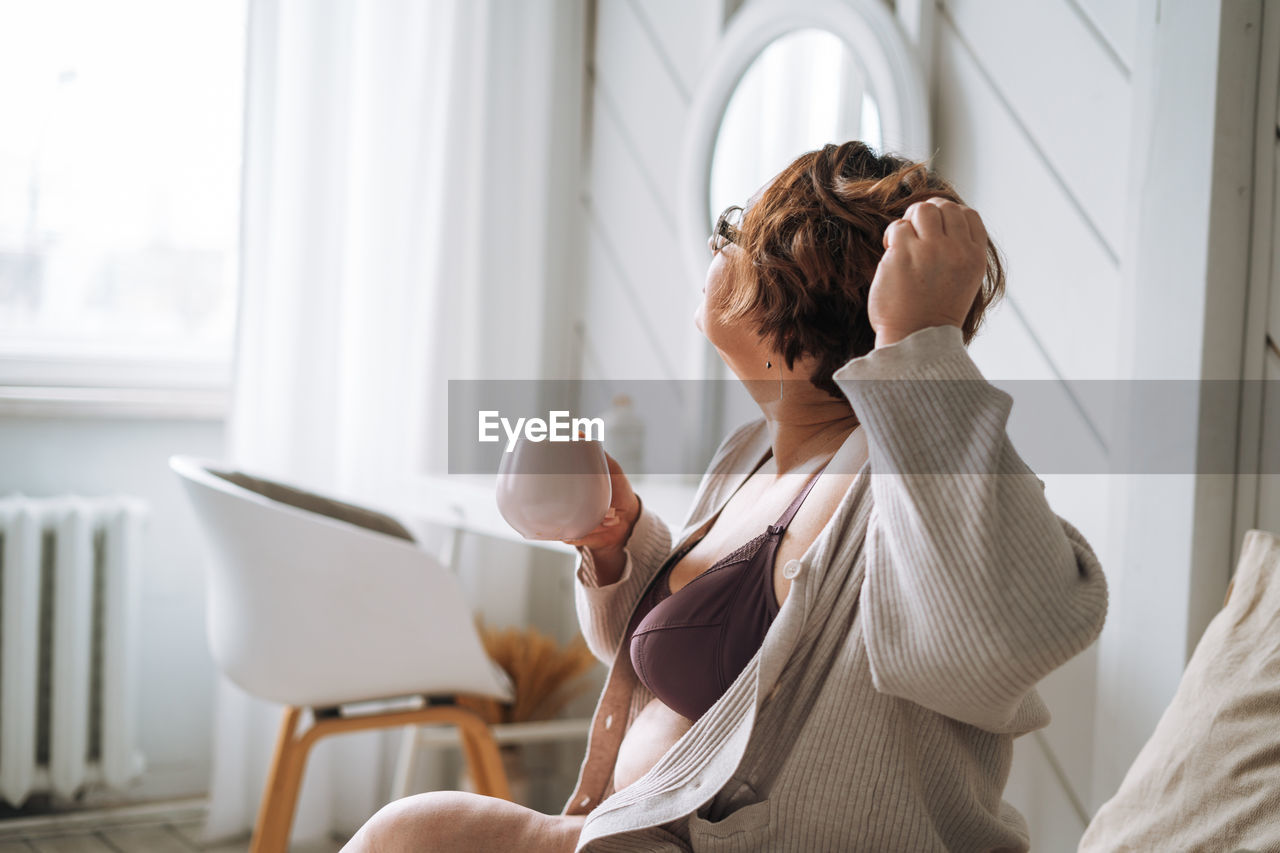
344, 141, 1107, 852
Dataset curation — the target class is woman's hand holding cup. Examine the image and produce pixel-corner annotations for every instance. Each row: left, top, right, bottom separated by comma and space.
562, 451, 641, 586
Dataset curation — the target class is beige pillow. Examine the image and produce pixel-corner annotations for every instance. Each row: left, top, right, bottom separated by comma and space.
1079, 528, 1280, 853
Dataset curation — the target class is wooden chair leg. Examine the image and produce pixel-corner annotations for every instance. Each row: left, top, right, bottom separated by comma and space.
453, 712, 511, 801
247, 701, 512, 852
251, 706, 312, 853
455, 723, 488, 792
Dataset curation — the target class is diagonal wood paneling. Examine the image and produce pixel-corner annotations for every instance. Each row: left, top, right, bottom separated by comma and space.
577, 0, 719, 383
581, 206, 685, 380
589, 83, 683, 247
1005, 734, 1089, 852
1070, 0, 1140, 73
618, 0, 709, 101
935, 25, 1123, 391
592, 0, 691, 216
587, 78, 696, 336
941, 0, 1131, 256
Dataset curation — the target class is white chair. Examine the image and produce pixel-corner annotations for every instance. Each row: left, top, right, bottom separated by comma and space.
169, 456, 515, 853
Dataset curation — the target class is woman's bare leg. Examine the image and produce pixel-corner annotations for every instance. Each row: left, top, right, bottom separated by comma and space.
341, 791, 588, 853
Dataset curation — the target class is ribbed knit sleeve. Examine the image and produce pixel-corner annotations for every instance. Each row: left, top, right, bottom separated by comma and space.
573, 500, 673, 665
833, 324, 1108, 732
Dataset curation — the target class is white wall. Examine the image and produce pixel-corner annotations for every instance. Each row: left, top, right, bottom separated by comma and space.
0, 413, 225, 804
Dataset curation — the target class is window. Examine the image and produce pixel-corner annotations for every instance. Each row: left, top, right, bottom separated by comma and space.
0, 0, 246, 391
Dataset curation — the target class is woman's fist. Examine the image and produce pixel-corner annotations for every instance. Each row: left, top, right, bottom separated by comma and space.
869, 197, 989, 347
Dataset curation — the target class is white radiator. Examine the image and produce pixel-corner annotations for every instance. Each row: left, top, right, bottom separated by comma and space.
0, 496, 147, 807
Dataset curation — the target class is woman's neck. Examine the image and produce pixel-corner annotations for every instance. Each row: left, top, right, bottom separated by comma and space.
758, 391, 860, 476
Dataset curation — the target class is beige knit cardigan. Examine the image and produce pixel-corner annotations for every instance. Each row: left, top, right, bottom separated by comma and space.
560, 324, 1109, 852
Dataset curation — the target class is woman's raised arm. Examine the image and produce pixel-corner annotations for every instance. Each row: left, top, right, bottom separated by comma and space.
835, 324, 1107, 731
837, 200, 1106, 730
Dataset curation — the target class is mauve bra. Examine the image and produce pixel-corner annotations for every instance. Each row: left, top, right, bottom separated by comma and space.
622, 458, 828, 722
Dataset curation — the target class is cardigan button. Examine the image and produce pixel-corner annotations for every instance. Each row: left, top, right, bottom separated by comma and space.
782, 560, 801, 579
604, 714, 613, 730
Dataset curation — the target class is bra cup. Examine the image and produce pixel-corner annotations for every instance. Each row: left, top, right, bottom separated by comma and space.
630, 537, 781, 722
626, 460, 825, 722
632, 623, 722, 721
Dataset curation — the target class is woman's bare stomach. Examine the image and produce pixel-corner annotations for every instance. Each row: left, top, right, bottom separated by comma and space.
612, 697, 693, 793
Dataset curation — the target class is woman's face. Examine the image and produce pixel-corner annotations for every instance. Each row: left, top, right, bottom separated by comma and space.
695, 208, 769, 379
692, 232, 729, 337
696, 180, 783, 379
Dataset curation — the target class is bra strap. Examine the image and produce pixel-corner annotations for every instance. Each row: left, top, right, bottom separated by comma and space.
768, 462, 830, 533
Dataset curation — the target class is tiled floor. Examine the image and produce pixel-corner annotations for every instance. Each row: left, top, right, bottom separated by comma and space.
0, 803, 347, 853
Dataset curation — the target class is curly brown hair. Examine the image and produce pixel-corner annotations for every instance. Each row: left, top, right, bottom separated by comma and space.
718, 141, 1006, 399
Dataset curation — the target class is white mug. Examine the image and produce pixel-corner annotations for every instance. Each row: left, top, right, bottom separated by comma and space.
495, 436, 611, 541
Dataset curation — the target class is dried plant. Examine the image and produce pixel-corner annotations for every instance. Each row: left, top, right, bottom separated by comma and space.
457, 618, 599, 725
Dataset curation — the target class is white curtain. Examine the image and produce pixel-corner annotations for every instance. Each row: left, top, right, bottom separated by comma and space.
205, 0, 585, 843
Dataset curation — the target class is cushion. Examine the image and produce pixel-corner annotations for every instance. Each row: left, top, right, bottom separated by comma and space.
1079, 528, 1280, 852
